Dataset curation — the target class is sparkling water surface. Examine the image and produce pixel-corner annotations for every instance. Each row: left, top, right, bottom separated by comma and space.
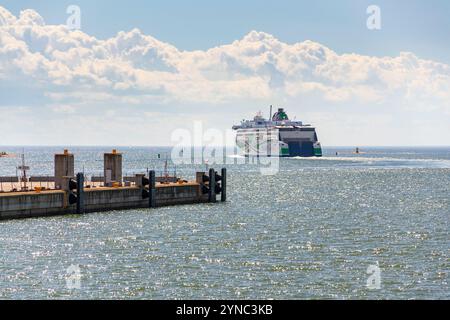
0, 146, 449, 299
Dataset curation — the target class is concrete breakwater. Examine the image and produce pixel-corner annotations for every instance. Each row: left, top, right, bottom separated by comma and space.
0, 150, 226, 220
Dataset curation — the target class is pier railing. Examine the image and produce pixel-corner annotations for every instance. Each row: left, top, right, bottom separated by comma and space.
0, 147, 215, 193
0, 169, 181, 192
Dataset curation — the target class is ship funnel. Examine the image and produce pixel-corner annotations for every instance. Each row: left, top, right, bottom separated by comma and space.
272, 108, 289, 121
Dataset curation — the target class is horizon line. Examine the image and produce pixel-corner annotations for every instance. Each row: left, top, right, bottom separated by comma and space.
1, 145, 450, 148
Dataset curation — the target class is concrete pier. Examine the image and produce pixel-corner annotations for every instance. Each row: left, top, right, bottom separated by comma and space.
0, 150, 227, 221
0, 182, 212, 220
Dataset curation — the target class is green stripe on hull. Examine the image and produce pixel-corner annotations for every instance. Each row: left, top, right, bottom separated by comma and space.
314, 147, 322, 157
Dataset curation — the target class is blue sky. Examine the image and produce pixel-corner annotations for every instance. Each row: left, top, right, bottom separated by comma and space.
0, 1, 450, 146
3, 0, 450, 63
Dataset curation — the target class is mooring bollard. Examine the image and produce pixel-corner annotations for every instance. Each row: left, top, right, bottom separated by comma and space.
208, 168, 216, 203
149, 170, 156, 208
221, 168, 226, 202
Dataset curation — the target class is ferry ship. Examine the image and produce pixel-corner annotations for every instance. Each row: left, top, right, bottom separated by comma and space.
232, 107, 322, 157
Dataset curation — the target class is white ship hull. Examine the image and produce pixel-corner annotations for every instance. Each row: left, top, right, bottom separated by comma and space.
235, 127, 322, 157
233, 107, 322, 158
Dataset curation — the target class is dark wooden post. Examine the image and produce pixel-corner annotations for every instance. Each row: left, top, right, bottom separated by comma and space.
149, 170, 156, 208
208, 168, 216, 203
221, 168, 226, 202
76, 172, 84, 214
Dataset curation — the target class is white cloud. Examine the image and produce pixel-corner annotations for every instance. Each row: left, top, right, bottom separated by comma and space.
1, 6, 450, 107
50, 104, 76, 114
0, 6, 449, 146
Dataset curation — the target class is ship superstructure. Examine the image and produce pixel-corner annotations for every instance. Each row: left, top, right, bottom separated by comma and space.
232, 107, 322, 157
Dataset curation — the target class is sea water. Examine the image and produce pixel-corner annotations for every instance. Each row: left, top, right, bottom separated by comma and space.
0, 146, 448, 299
